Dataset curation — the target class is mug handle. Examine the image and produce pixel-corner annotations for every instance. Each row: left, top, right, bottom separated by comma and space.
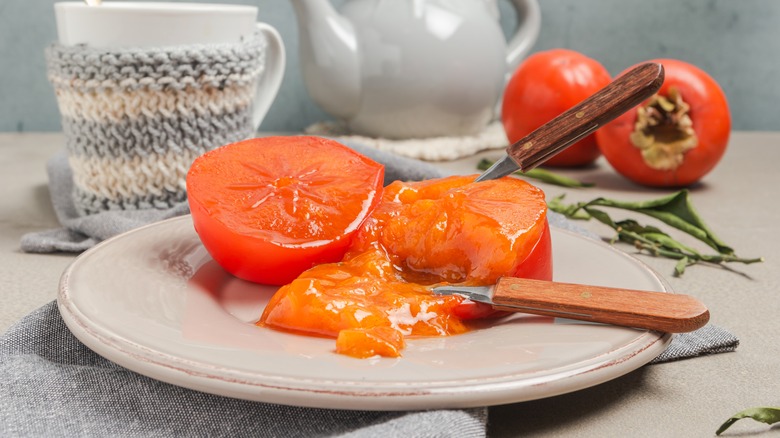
504, 0, 542, 74
251, 22, 286, 131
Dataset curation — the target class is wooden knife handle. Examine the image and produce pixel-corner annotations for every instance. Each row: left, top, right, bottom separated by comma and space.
507, 62, 664, 171
492, 277, 709, 333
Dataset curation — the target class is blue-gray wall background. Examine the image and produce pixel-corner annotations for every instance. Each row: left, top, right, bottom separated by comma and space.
1, 0, 778, 133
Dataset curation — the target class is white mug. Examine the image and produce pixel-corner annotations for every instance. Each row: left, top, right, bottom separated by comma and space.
50, 2, 286, 215
53, 1, 285, 130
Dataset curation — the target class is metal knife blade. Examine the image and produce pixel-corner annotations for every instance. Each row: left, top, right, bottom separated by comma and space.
432, 277, 709, 333
476, 62, 664, 182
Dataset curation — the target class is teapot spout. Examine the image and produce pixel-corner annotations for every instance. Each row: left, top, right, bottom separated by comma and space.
291, 0, 361, 120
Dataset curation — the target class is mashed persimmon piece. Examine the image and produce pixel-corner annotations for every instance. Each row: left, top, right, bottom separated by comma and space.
336, 327, 406, 359
260, 249, 469, 341
259, 175, 551, 358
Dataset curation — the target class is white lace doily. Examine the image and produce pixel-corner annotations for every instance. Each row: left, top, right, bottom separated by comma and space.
304, 121, 509, 162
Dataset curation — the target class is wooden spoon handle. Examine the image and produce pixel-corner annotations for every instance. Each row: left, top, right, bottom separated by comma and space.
507, 62, 664, 171
491, 277, 709, 333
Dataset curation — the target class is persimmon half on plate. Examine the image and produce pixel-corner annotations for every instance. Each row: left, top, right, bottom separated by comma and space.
186, 136, 385, 285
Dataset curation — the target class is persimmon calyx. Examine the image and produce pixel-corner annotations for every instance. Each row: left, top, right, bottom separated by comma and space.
629, 87, 698, 171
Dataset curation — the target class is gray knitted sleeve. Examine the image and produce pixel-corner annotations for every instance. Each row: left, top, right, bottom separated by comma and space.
46, 33, 267, 215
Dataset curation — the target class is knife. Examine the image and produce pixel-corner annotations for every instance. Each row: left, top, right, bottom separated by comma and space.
476, 62, 665, 182
433, 277, 709, 333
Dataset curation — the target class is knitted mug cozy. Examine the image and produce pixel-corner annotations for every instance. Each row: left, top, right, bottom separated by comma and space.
46, 33, 267, 215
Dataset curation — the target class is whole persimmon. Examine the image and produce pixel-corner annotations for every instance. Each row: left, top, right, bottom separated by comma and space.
502, 49, 612, 167
596, 59, 731, 187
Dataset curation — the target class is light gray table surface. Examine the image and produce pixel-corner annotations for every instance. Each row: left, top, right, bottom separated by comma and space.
1, 132, 777, 437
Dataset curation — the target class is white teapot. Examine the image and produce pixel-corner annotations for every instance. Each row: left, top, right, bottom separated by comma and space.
291, 0, 541, 139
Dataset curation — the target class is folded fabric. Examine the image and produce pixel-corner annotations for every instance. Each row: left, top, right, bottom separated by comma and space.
305, 120, 508, 161
0, 303, 486, 437
10, 140, 738, 436
650, 324, 739, 364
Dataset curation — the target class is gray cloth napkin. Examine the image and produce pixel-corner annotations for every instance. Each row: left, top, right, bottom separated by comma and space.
8, 141, 737, 436
0, 302, 487, 437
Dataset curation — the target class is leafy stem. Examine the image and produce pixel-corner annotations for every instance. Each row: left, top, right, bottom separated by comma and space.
548, 191, 763, 276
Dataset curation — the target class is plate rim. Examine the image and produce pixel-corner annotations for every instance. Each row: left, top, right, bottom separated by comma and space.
57, 215, 672, 410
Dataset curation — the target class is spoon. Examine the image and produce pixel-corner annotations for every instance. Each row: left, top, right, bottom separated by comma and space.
477, 62, 664, 181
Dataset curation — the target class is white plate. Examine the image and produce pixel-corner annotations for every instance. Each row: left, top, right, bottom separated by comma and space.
58, 215, 671, 411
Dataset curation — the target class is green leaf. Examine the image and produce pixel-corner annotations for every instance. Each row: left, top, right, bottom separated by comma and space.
582, 207, 615, 228
584, 190, 733, 255
614, 219, 662, 234
477, 159, 594, 188
641, 232, 700, 256
549, 195, 591, 220
716, 407, 780, 435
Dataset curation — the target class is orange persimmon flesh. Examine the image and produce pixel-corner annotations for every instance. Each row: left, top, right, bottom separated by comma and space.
187, 136, 384, 285
259, 175, 551, 358
336, 326, 406, 359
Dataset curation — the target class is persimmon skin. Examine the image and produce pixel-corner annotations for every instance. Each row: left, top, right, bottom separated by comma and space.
596, 59, 731, 187
502, 49, 612, 167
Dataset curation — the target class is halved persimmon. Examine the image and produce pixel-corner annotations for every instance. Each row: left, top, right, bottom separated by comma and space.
186, 136, 385, 285
260, 175, 552, 357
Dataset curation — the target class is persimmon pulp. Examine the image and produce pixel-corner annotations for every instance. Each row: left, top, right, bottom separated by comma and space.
259, 175, 552, 358
187, 137, 385, 285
